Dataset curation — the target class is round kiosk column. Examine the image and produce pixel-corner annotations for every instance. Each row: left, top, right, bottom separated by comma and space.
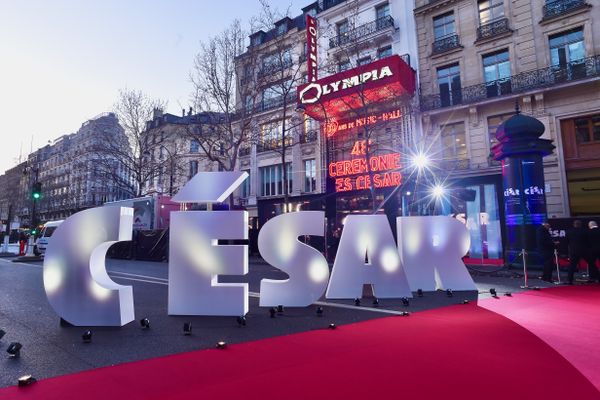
490, 107, 555, 264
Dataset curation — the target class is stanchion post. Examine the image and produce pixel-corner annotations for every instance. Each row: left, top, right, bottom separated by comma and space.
554, 248, 561, 284
521, 248, 529, 288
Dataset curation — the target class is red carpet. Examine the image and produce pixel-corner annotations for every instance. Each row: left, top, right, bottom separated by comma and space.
2, 291, 599, 400
481, 284, 600, 391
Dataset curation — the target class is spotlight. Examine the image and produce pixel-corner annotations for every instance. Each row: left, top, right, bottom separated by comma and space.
432, 185, 445, 198
82, 330, 92, 343
216, 341, 227, 349
490, 288, 498, 297
463, 300, 470, 304
504, 292, 512, 297
328, 323, 336, 330
400, 311, 410, 317
183, 322, 192, 336
269, 308, 276, 318
401, 297, 410, 307
17, 375, 36, 387
446, 289, 453, 297
316, 306, 324, 316
140, 318, 150, 329
236, 316, 246, 327
372, 298, 379, 307
354, 298, 361, 306
7, 342, 22, 358
411, 153, 430, 170
417, 289, 423, 297
277, 305, 284, 314
0, 329, 5, 340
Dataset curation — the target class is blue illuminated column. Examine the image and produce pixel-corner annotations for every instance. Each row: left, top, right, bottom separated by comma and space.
491, 108, 554, 260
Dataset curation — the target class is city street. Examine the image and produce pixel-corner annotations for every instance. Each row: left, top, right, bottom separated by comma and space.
0, 256, 562, 388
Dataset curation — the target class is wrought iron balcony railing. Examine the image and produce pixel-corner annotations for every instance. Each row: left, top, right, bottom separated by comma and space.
246, 92, 297, 114
543, 0, 589, 19
420, 54, 600, 111
329, 16, 394, 49
300, 130, 318, 144
477, 17, 512, 41
432, 34, 461, 55
257, 59, 293, 79
440, 158, 470, 171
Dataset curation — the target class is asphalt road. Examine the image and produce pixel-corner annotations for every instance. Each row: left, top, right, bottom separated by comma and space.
0, 256, 565, 388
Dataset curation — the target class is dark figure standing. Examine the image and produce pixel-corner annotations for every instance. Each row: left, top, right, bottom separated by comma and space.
537, 221, 557, 283
567, 220, 587, 285
586, 221, 600, 283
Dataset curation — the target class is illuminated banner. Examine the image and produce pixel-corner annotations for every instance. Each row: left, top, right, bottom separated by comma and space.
324, 108, 402, 137
329, 140, 401, 192
306, 14, 317, 82
297, 55, 415, 121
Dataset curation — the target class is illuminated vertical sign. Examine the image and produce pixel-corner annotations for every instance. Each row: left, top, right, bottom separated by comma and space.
306, 14, 318, 82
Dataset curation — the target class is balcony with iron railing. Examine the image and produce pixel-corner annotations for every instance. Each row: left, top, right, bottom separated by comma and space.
246, 92, 297, 114
542, 0, 590, 20
329, 16, 395, 49
440, 158, 470, 171
421, 54, 600, 111
257, 59, 294, 79
476, 17, 512, 41
432, 33, 462, 55
300, 130, 318, 144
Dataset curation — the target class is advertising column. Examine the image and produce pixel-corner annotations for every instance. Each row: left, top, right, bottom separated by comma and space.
491, 110, 554, 263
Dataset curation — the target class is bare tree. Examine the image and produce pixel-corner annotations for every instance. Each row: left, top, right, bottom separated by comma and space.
95, 89, 167, 197
187, 19, 259, 175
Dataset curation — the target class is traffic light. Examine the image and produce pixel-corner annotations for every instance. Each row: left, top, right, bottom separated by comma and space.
32, 182, 42, 200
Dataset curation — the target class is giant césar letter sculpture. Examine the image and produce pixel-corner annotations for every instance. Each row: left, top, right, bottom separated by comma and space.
44, 206, 135, 326
42, 172, 476, 326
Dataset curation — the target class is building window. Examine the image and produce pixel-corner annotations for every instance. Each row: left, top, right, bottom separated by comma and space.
240, 170, 250, 198
441, 122, 467, 160
377, 45, 392, 59
277, 23, 287, 36
478, 0, 504, 25
338, 59, 351, 72
304, 159, 317, 192
358, 56, 371, 66
251, 35, 262, 46
433, 12, 455, 40
483, 49, 511, 97
260, 163, 292, 197
487, 114, 512, 164
437, 63, 462, 106
189, 160, 199, 179
574, 115, 600, 144
190, 139, 199, 153
549, 27, 585, 67
337, 20, 349, 37
260, 120, 291, 150
376, 3, 390, 20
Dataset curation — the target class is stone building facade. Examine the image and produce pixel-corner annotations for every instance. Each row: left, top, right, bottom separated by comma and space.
414, 0, 600, 260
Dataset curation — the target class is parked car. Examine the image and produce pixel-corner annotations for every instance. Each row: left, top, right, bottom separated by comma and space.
35, 220, 64, 256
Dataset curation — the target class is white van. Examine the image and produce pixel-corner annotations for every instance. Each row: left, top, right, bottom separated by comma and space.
35, 220, 64, 256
